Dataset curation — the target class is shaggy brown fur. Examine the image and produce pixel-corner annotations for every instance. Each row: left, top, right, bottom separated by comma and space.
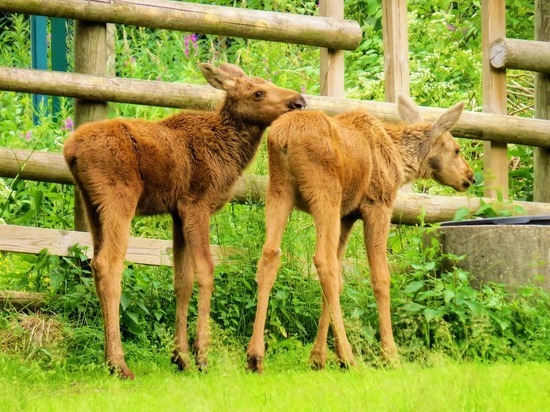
246, 95, 474, 372
63, 63, 305, 379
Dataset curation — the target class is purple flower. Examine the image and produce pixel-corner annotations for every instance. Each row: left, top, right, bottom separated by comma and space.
64, 117, 74, 131
21, 131, 32, 141
446, 23, 457, 32
183, 34, 199, 58
301, 85, 307, 94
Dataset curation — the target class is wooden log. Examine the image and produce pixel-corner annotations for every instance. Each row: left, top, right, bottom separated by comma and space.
0, 67, 222, 110
0, 224, 237, 266
382, 0, 411, 193
0, 0, 362, 51
490, 38, 550, 73
1, 67, 550, 148
382, 0, 410, 102
73, 20, 110, 231
305, 95, 550, 148
482, 0, 508, 199
319, 0, 345, 98
0, 290, 45, 311
2, 149, 550, 225
0, 148, 73, 184
393, 193, 550, 225
534, 0, 550, 202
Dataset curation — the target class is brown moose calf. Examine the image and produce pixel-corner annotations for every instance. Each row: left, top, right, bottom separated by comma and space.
246, 95, 475, 373
63, 63, 306, 379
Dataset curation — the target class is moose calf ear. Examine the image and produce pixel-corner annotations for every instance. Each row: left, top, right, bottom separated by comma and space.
397, 94, 423, 124
219, 63, 247, 78
199, 63, 236, 91
428, 102, 464, 139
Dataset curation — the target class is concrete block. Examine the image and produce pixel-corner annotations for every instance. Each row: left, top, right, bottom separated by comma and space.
427, 218, 550, 290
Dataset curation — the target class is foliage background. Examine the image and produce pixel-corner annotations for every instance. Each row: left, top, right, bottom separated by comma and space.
1, 0, 549, 371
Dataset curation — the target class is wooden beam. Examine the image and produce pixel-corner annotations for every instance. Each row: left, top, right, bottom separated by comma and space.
2, 68, 550, 147
382, 0, 411, 192
482, 0, 508, 199
0, 290, 45, 311
0, 0, 362, 51
490, 38, 550, 73
2, 149, 550, 225
534, 0, 550, 202
319, 0, 345, 98
393, 193, 550, 224
382, 0, 410, 102
72, 20, 110, 231
0, 67, 222, 110
0, 224, 237, 266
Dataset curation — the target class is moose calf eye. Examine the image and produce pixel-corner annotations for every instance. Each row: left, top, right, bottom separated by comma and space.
254, 91, 265, 99
455, 149, 460, 155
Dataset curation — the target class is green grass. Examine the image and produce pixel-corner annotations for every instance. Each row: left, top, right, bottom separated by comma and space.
1, 351, 549, 412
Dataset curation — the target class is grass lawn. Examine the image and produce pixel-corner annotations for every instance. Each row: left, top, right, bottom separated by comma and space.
1, 350, 549, 412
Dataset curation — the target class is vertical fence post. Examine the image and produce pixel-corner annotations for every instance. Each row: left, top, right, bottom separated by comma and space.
481, 0, 508, 199
73, 21, 110, 231
319, 0, 344, 98
382, 0, 411, 192
382, 0, 410, 102
534, 0, 550, 202
31, 15, 48, 125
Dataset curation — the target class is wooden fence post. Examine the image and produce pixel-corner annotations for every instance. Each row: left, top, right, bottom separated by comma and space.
382, 0, 410, 102
382, 0, 411, 192
319, 0, 345, 98
73, 21, 110, 231
534, 0, 550, 202
482, 0, 508, 199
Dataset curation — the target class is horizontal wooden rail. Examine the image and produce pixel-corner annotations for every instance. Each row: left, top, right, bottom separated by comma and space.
490, 38, 550, 73
0, 0, 362, 51
0, 224, 237, 266
0, 67, 222, 110
0, 148, 267, 204
305, 95, 550, 148
2, 148, 550, 225
1, 67, 550, 148
0, 290, 45, 310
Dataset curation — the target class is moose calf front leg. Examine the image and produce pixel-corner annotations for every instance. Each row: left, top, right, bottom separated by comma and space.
184, 212, 215, 371
247, 188, 293, 373
363, 207, 399, 364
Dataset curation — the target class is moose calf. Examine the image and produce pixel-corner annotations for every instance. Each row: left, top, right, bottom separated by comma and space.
63, 63, 306, 379
246, 95, 474, 372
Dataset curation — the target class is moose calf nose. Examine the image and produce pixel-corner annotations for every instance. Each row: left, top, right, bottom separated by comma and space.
290, 96, 307, 110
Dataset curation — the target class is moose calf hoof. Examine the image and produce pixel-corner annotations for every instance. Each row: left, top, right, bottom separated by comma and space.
195, 350, 208, 373
246, 355, 264, 374
109, 363, 135, 380
171, 350, 190, 371
309, 352, 326, 371
337, 357, 356, 371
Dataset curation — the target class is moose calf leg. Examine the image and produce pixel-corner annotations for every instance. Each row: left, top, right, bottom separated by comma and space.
246, 246, 282, 373
183, 213, 215, 371
363, 207, 398, 364
247, 183, 294, 372
92, 248, 133, 379
310, 303, 331, 369
171, 224, 194, 371
310, 208, 355, 369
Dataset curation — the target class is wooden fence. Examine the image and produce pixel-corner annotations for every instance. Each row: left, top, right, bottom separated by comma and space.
0, 0, 550, 275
